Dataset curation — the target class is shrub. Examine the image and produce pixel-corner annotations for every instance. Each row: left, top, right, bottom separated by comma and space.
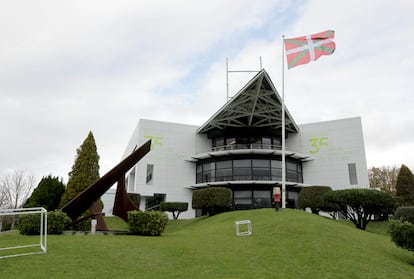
160, 202, 188, 219
17, 210, 71, 235
394, 207, 414, 224
389, 219, 414, 253
0, 216, 13, 231
192, 187, 231, 216
128, 210, 168, 236
16, 214, 40, 235
48, 210, 71, 234
297, 186, 332, 214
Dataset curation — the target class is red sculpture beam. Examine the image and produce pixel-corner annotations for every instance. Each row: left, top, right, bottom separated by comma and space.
62, 140, 151, 223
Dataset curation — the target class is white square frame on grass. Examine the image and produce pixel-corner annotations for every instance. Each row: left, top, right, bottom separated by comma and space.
235, 220, 252, 236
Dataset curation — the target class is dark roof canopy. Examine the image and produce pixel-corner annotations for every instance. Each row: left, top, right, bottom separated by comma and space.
197, 69, 299, 136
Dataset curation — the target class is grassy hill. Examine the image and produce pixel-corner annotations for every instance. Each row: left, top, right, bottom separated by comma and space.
1, 209, 413, 278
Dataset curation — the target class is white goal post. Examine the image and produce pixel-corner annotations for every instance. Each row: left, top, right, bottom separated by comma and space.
0, 207, 47, 259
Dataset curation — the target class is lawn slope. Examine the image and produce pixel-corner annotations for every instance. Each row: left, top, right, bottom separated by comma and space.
0, 209, 413, 278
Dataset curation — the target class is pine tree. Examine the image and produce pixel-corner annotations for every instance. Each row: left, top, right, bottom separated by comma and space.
59, 131, 100, 208
396, 164, 414, 205
24, 175, 65, 210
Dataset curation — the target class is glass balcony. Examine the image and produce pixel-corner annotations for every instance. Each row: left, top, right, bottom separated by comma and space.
211, 143, 282, 152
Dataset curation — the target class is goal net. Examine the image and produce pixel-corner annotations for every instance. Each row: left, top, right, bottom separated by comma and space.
0, 207, 47, 259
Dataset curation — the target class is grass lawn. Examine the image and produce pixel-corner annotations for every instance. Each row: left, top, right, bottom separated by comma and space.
1, 209, 413, 278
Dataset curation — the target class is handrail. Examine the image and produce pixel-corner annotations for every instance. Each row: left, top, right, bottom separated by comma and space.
211, 143, 282, 152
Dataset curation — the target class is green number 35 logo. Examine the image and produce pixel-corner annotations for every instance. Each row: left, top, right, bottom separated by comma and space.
309, 137, 328, 154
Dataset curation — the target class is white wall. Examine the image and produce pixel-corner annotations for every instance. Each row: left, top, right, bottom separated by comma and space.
122, 119, 207, 219
288, 117, 369, 189
122, 117, 369, 219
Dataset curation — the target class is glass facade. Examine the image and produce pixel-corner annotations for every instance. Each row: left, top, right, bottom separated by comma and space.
196, 158, 303, 183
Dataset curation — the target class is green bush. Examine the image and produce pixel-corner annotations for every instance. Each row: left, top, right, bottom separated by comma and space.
389, 219, 414, 253
192, 187, 231, 216
48, 210, 71, 234
17, 214, 40, 235
0, 216, 13, 231
297, 186, 332, 214
394, 206, 414, 224
17, 210, 71, 235
160, 202, 188, 219
128, 210, 168, 236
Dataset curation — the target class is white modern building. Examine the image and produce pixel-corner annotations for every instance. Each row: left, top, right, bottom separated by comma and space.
121, 69, 369, 219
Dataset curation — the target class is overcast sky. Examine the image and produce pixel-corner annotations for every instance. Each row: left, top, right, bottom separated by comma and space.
1, 0, 413, 184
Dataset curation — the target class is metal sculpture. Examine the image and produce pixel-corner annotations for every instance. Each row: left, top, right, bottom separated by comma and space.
62, 140, 151, 230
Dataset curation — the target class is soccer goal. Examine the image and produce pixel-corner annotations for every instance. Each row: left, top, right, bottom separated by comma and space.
0, 207, 47, 259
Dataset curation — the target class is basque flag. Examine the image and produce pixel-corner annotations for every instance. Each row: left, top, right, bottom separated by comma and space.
284, 30, 335, 69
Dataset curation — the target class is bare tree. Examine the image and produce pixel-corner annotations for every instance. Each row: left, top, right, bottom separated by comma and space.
369, 165, 399, 195
0, 184, 7, 208
1, 170, 35, 209
0, 170, 35, 230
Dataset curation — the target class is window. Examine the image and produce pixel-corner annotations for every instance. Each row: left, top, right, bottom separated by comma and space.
348, 163, 358, 185
146, 164, 154, 184
270, 160, 281, 181
213, 137, 224, 149
234, 160, 251, 180
234, 191, 252, 205
253, 190, 271, 208
216, 160, 232, 181
286, 161, 297, 182
252, 160, 271, 180
128, 168, 136, 192
195, 158, 302, 184
203, 162, 215, 182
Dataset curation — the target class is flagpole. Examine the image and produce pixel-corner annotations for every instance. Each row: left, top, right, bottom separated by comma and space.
281, 35, 286, 209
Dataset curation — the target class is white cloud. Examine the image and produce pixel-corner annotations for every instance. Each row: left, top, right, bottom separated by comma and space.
1, 0, 413, 184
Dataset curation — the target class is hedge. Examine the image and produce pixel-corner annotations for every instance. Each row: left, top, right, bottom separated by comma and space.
128, 210, 168, 236
389, 219, 414, 253
394, 206, 414, 224
17, 210, 71, 235
297, 186, 332, 214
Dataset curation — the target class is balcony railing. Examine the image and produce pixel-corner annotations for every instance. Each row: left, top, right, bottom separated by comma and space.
211, 143, 282, 152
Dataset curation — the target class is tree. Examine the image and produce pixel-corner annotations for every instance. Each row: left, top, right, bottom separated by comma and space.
0, 170, 35, 209
0, 170, 36, 230
59, 131, 100, 211
192, 187, 231, 216
160, 202, 188, 219
369, 165, 399, 195
323, 188, 396, 230
297, 186, 332, 214
24, 175, 65, 211
396, 164, 414, 206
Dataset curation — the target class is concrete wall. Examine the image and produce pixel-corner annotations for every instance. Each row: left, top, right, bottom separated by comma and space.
288, 117, 369, 189
122, 119, 207, 219
121, 117, 369, 219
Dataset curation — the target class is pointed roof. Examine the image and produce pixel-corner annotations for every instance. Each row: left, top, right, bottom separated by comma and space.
197, 69, 299, 135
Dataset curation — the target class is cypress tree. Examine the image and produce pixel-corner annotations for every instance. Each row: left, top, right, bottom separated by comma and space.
396, 164, 414, 205
24, 175, 65, 210
59, 131, 100, 208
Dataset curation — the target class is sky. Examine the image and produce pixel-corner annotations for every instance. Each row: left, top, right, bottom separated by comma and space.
1, 0, 413, 184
